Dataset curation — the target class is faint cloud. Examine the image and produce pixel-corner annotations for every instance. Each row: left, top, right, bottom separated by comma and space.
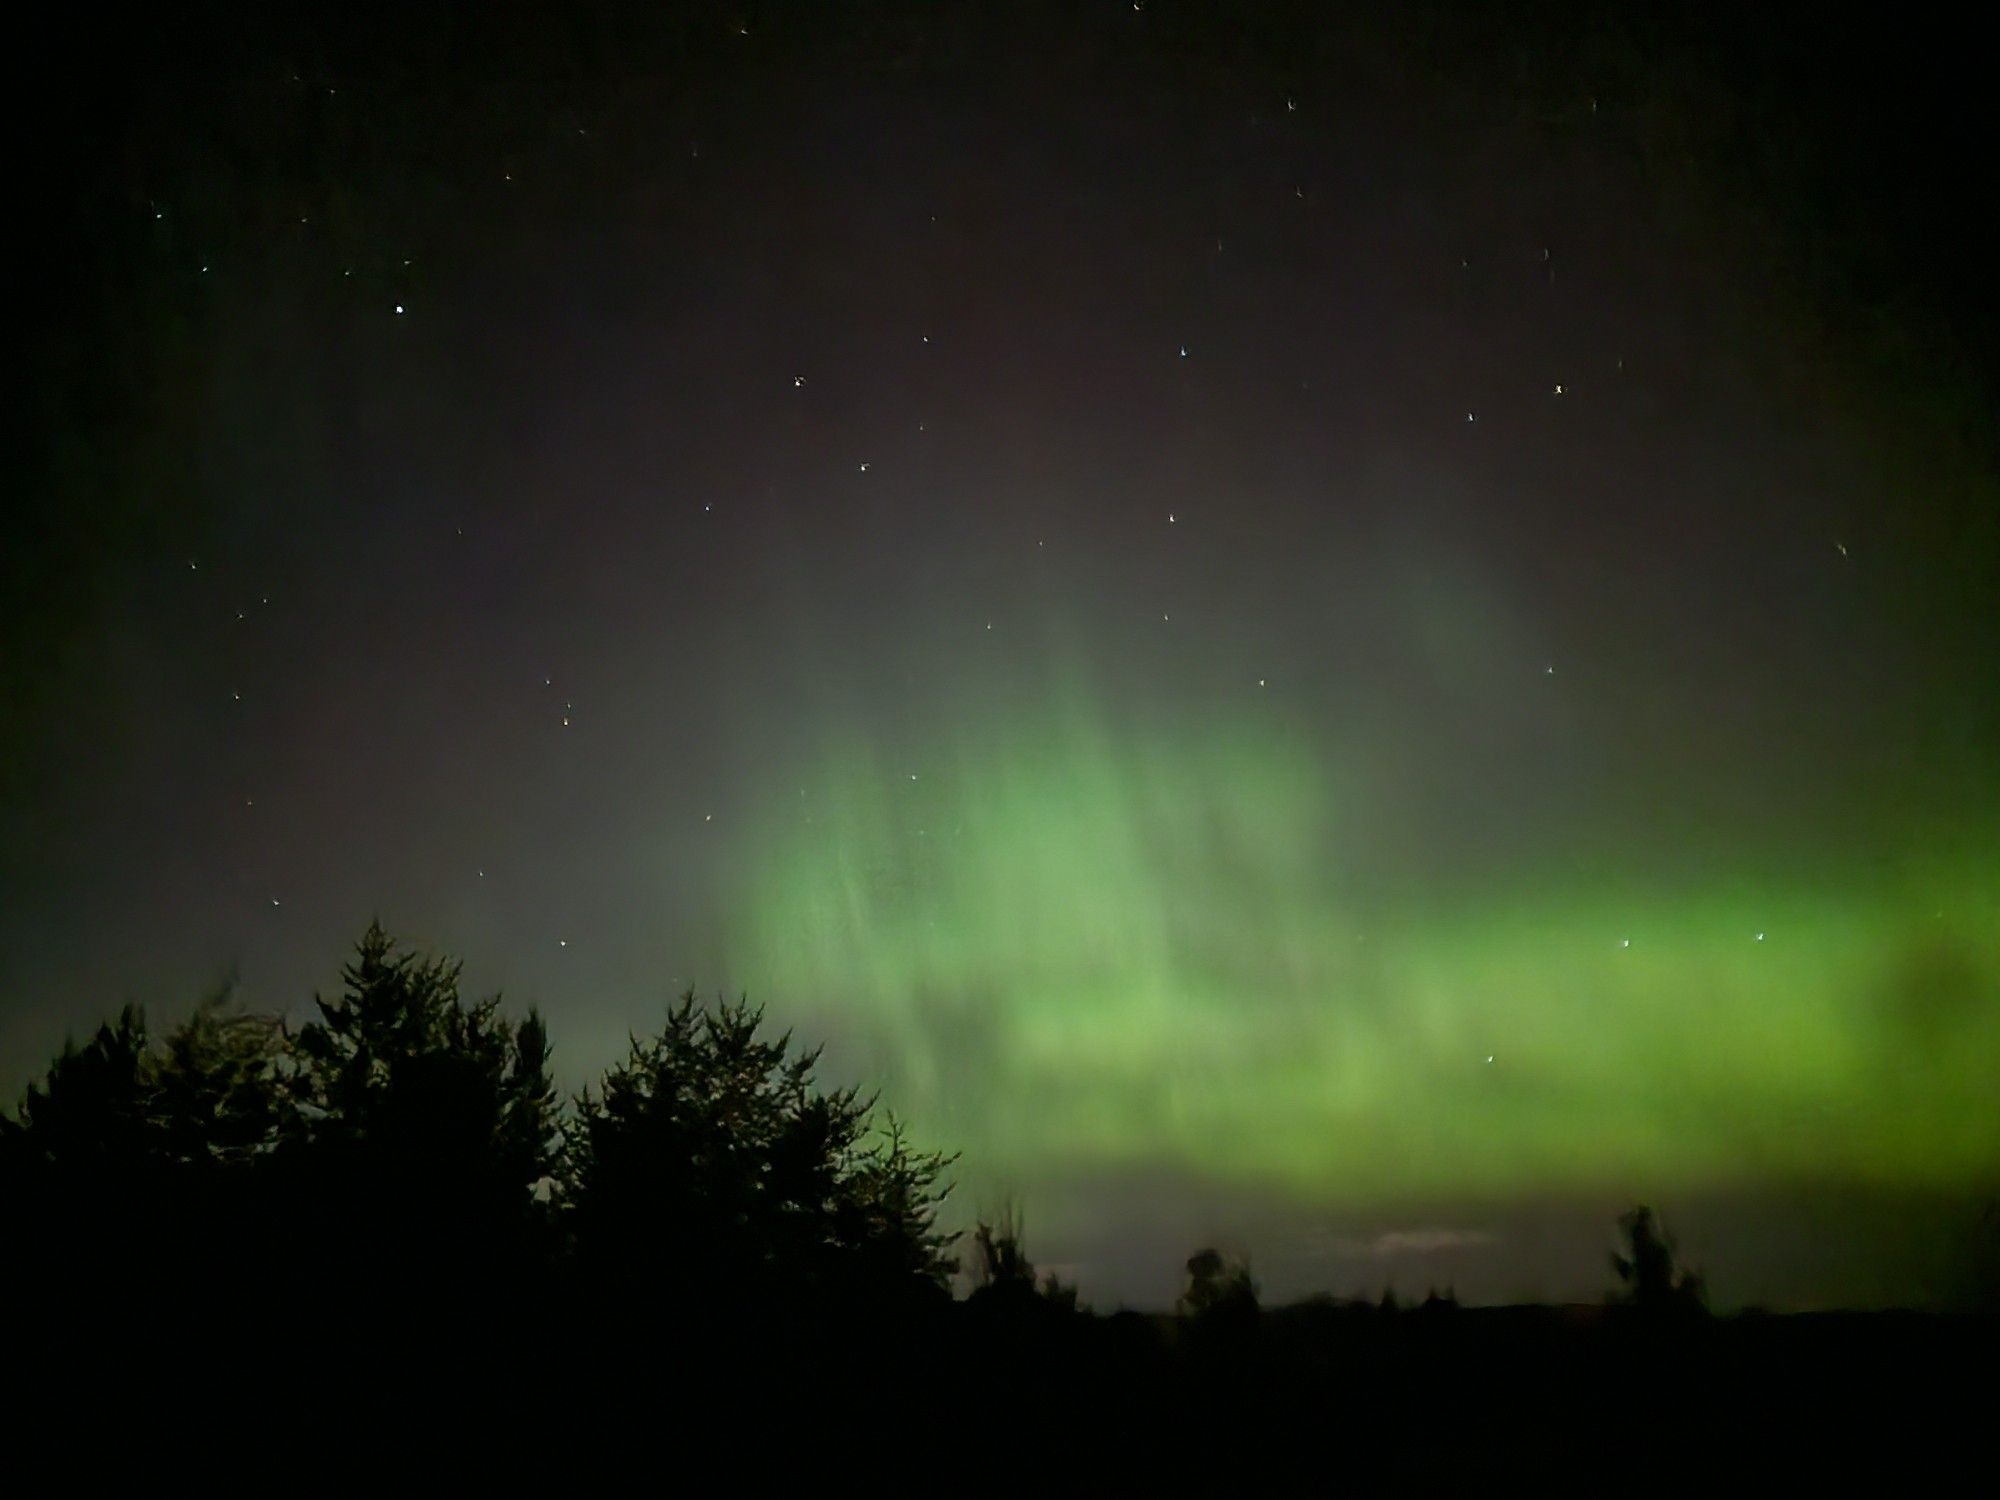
1312, 1227, 1497, 1259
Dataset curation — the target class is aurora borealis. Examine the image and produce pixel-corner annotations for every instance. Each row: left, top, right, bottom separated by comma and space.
726, 655, 1999, 1260
736, 699, 1999, 1205
9, 3, 1998, 1308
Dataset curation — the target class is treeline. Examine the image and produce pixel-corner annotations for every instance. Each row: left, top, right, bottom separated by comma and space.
2, 925, 955, 1328
1, 926, 1972, 1480
0, 923, 1705, 1322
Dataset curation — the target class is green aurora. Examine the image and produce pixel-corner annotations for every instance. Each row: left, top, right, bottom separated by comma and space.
729, 690, 2000, 1213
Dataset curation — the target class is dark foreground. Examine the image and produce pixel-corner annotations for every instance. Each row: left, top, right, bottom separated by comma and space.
7, 1292, 1989, 1488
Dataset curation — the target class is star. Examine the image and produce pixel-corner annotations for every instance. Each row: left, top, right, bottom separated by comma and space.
394, 304, 405, 315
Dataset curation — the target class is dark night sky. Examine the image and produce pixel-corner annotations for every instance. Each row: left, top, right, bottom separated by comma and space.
9, 2, 1998, 1309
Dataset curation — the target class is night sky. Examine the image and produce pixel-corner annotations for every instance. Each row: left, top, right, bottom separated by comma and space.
10, 2, 1998, 1309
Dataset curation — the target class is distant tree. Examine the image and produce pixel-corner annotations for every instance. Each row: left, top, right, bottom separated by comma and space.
967, 1208, 1080, 1314
561, 993, 956, 1319
969, 1210, 1036, 1296
1181, 1247, 1259, 1322
1611, 1205, 1707, 1313
1419, 1286, 1459, 1314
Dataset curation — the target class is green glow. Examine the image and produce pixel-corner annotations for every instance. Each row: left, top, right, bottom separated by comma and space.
728, 696, 2000, 1208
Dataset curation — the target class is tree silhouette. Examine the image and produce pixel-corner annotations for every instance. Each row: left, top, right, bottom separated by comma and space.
1181, 1247, 1259, 1322
1611, 1205, 1707, 1313
0, 990, 305, 1392
561, 993, 956, 1321
1, 1005, 157, 1293
967, 1208, 1080, 1314
1, 1004, 156, 1174
281, 923, 559, 1315
151, 997, 289, 1170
